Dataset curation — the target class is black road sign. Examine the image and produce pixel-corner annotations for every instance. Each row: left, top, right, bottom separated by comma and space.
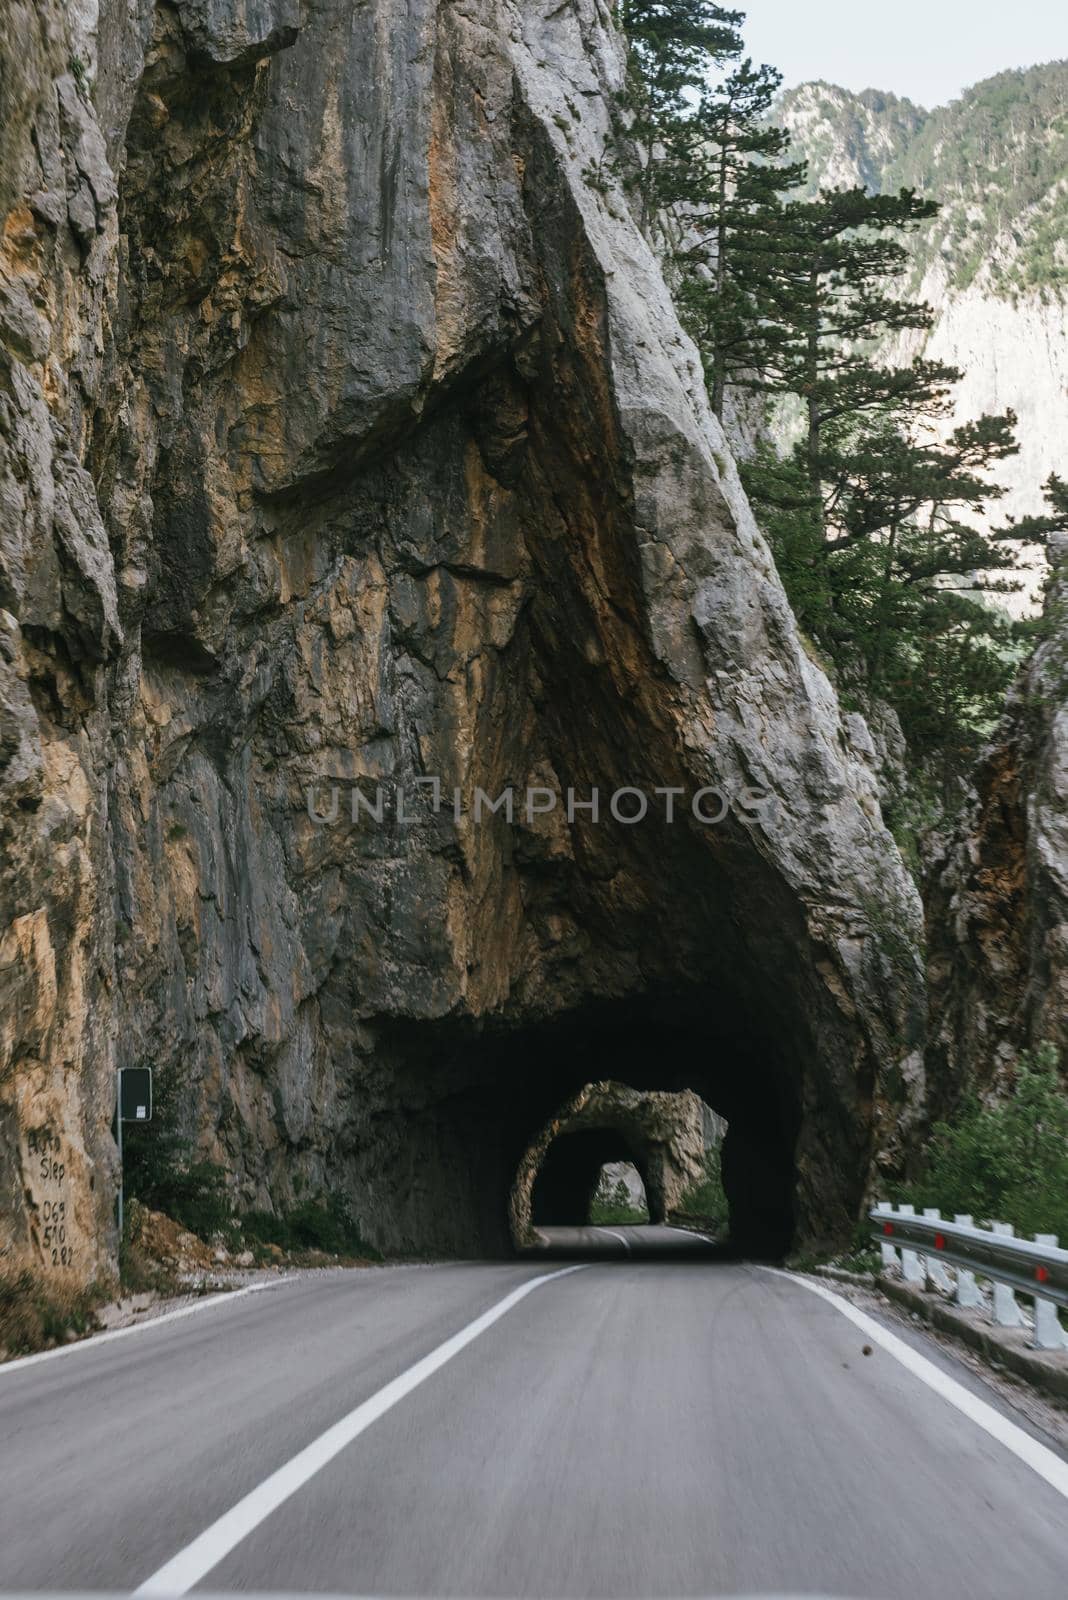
119, 1067, 153, 1123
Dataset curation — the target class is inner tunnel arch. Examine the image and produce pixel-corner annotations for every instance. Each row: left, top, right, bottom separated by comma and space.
530, 1128, 653, 1227
359, 986, 803, 1261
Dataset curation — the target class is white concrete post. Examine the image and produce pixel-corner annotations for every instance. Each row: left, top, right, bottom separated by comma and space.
1032, 1236, 1068, 1351
923, 1208, 953, 1292
874, 1202, 899, 1270
899, 1204, 925, 1285
990, 1222, 1025, 1326
953, 1216, 983, 1308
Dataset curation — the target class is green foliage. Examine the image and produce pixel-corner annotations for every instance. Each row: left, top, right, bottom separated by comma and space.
904, 1045, 1068, 1239
589, 1171, 649, 1225
122, 1069, 233, 1242
617, 1, 744, 229
614, 9, 1048, 808
781, 64, 1068, 298
735, 193, 1039, 801
122, 1066, 377, 1261
778, 84, 928, 198
676, 1149, 730, 1234
240, 1194, 379, 1259
667, 59, 808, 414
887, 64, 1068, 296
0, 1270, 102, 1357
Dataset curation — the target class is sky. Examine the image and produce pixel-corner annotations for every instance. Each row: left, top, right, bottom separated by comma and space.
739, 0, 1067, 108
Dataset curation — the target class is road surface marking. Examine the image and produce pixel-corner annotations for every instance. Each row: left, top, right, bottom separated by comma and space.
134, 1265, 587, 1596
662, 1223, 714, 1244
771, 1269, 1068, 1501
595, 1228, 631, 1253
0, 1279, 282, 1378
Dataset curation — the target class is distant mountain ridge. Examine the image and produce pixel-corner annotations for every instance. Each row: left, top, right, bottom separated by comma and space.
775, 81, 928, 195
779, 63, 1068, 298
774, 63, 1068, 613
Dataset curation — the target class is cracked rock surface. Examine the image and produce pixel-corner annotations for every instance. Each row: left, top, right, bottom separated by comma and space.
927, 537, 1068, 1105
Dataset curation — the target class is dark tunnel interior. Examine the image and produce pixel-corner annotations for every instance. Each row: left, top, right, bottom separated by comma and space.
530, 1130, 655, 1227
374, 985, 802, 1261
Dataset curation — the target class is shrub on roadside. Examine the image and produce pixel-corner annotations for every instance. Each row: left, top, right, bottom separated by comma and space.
240, 1193, 379, 1259
905, 1044, 1068, 1238
675, 1149, 730, 1236
0, 1269, 103, 1359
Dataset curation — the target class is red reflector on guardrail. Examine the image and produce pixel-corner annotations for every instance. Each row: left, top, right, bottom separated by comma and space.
935, 1234, 946, 1250
883, 1223, 894, 1236
1036, 1266, 1050, 1284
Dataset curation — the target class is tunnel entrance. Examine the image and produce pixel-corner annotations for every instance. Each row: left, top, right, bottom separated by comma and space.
531, 1129, 650, 1226
361, 985, 807, 1262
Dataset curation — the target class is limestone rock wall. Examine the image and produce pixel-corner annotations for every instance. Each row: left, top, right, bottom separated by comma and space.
927, 538, 1068, 1104
1, 0, 928, 1282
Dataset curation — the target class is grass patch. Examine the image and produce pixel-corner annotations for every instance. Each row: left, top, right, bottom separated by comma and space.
0, 1270, 105, 1359
239, 1194, 380, 1260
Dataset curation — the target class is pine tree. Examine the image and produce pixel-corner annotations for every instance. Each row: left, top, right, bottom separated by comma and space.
750, 186, 951, 532
996, 471, 1068, 548
670, 60, 807, 414
617, 1, 744, 230
615, 6, 1053, 810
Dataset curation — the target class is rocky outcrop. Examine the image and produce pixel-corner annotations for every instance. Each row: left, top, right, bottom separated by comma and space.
510, 1082, 709, 1240
0, 1, 125, 1288
927, 537, 1068, 1103
774, 82, 927, 195
0, 0, 927, 1283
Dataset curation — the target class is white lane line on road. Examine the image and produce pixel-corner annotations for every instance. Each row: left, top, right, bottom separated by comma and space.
0, 1279, 283, 1378
134, 1264, 587, 1597
595, 1228, 632, 1254
661, 1224, 714, 1244
769, 1269, 1068, 1502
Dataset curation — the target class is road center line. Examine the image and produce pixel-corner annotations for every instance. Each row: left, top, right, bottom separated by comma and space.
595, 1228, 631, 1254
134, 1264, 587, 1597
767, 1268, 1068, 1501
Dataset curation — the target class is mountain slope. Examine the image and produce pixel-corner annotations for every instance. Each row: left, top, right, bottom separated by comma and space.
777, 66, 1068, 612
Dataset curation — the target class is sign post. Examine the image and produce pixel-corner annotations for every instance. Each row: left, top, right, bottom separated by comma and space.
116, 1067, 153, 1241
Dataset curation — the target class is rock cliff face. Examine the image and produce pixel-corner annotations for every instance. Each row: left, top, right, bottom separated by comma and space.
927, 538, 1068, 1104
0, 0, 927, 1285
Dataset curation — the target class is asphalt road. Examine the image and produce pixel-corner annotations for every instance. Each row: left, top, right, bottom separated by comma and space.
532, 1222, 719, 1257
2, 1227, 1068, 1599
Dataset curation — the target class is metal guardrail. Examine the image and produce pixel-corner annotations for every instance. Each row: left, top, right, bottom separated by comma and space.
870, 1203, 1068, 1352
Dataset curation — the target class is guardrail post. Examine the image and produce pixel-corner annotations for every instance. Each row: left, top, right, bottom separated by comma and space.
953, 1216, 983, 1308
1032, 1235, 1068, 1351
922, 1209, 953, 1291
990, 1223, 1026, 1327
874, 1202, 899, 1269
898, 1205, 925, 1285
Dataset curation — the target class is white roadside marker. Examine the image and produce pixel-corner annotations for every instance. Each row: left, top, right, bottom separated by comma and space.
768, 1268, 1068, 1502
135, 1265, 587, 1597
